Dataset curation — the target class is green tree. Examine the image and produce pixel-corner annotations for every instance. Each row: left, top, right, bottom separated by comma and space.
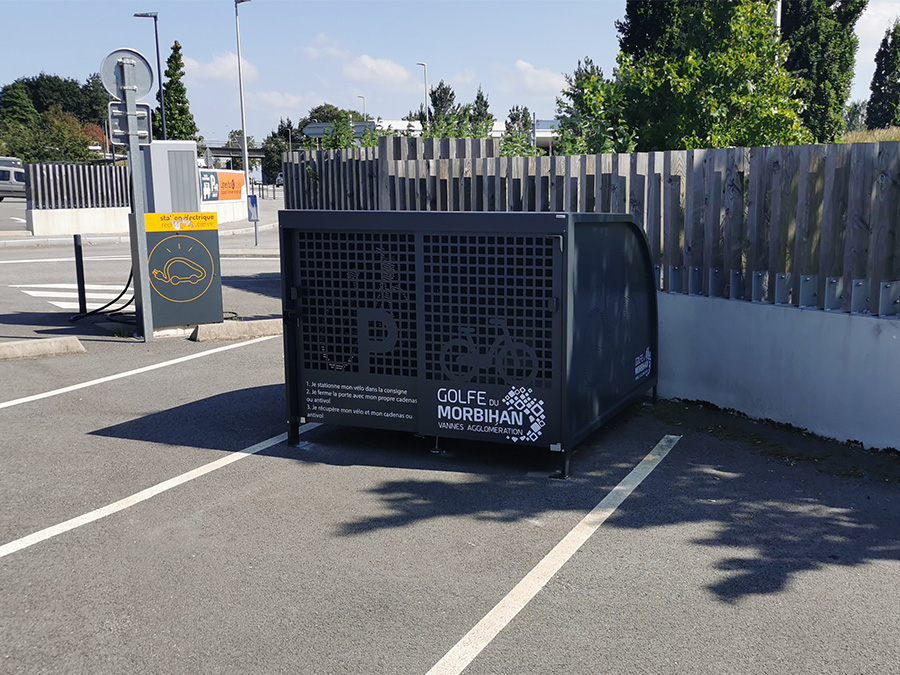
78, 73, 109, 127
322, 112, 355, 149
16, 74, 84, 118
0, 82, 40, 160
866, 18, 900, 129
843, 99, 868, 133
225, 129, 259, 170
499, 105, 543, 157
155, 41, 201, 143
554, 58, 635, 154
616, 0, 686, 60
36, 106, 93, 162
618, 0, 811, 150
782, 0, 867, 142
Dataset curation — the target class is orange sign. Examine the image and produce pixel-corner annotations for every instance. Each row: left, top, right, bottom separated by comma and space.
145, 212, 218, 233
217, 170, 245, 201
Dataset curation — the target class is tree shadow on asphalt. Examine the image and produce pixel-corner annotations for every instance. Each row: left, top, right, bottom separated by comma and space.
0, 310, 129, 342
89, 386, 900, 604
221, 272, 281, 300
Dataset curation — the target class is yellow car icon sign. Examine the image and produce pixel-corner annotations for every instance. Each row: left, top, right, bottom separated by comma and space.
152, 257, 207, 286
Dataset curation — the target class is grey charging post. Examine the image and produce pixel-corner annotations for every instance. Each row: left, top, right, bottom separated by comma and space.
101, 48, 155, 341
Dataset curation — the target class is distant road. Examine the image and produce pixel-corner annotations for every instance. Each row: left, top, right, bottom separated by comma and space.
0, 198, 27, 233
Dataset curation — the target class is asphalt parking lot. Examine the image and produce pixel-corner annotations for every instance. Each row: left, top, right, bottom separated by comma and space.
1, 205, 899, 674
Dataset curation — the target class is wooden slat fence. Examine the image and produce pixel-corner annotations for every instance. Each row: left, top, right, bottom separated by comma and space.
286, 137, 900, 318
26, 163, 130, 210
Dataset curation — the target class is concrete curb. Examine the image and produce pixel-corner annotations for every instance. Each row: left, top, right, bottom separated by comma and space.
190, 318, 282, 342
0, 221, 279, 249
0, 336, 86, 360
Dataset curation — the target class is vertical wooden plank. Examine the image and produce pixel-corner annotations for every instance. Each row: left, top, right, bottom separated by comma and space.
510, 156, 524, 211
629, 152, 648, 229
745, 146, 770, 300
522, 156, 533, 212
867, 141, 900, 312
548, 155, 559, 211
535, 156, 546, 211
792, 145, 823, 299
597, 153, 611, 212
377, 137, 391, 209
663, 150, 687, 292
645, 152, 663, 273
767, 145, 798, 296
682, 149, 701, 285
843, 142, 878, 311
817, 144, 851, 305
700, 149, 726, 295
448, 158, 458, 211
722, 147, 749, 291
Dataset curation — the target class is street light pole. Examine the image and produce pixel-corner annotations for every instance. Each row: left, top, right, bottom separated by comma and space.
357, 95, 366, 121
134, 11, 166, 139
234, 0, 253, 242
416, 62, 427, 128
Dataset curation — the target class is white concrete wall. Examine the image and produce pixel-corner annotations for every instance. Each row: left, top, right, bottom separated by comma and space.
200, 198, 246, 224
27, 207, 130, 236
658, 292, 900, 450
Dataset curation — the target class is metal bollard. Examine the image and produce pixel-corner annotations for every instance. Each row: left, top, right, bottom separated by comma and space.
73, 234, 87, 314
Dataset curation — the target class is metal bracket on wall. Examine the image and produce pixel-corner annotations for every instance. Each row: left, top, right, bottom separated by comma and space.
774, 273, 792, 305
669, 265, 683, 294
729, 270, 744, 300
688, 266, 703, 295
824, 277, 844, 311
879, 281, 900, 317
798, 275, 818, 308
752, 271, 768, 302
850, 279, 871, 314
708, 268, 723, 298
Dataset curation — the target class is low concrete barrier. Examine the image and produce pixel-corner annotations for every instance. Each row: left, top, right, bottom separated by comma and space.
0, 336, 85, 360
27, 207, 130, 236
658, 292, 900, 450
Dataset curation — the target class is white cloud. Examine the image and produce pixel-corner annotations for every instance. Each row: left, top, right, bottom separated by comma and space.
512, 60, 566, 96
302, 34, 351, 61
450, 69, 477, 88
254, 90, 305, 110
342, 55, 411, 87
184, 53, 259, 86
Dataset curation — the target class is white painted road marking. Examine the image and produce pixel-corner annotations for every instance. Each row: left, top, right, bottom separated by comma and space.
0, 335, 278, 410
0, 256, 131, 264
0, 426, 319, 560
426, 434, 682, 675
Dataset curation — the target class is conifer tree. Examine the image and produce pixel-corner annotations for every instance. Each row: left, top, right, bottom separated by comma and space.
866, 19, 900, 129
154, 41, 201, 142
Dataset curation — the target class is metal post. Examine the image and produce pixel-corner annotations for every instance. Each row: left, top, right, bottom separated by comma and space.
235, 0, 254, 245
417, 62, 427, 126
134, 12, 166, 140
73, 234, 87, 315
121, 57, 154, 341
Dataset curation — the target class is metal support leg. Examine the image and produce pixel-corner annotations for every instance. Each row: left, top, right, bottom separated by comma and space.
430, 436, 443, 454
288, 419, 300, 446
552, 448, 571, 479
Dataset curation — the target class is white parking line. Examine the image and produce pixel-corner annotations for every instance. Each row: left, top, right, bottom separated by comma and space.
0, 256, 131, 264
0, 425, 319, 560
0, 335, 277, 411
426, 434, 682, 675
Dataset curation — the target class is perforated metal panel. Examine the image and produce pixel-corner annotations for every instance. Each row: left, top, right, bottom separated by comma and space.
293, 231, 417, 377
422, 233, 555, 389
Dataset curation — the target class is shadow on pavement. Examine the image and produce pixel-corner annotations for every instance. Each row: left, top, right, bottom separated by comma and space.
88, 385, 900, 604
221, 272, 281, 300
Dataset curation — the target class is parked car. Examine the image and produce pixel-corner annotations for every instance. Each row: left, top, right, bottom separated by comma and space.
0, 156, 25, 201
275, 172, 284, 187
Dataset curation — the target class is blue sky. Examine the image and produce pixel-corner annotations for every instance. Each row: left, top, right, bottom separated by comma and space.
2, 0, 899, 146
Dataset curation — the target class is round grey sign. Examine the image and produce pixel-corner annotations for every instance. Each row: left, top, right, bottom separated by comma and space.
100, 48, 154, 101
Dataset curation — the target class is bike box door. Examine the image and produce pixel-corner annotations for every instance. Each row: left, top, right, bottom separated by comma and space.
416, 223, 566, 448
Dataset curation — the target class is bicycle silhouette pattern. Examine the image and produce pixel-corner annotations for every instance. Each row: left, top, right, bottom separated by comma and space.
439, 318, 539, 386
